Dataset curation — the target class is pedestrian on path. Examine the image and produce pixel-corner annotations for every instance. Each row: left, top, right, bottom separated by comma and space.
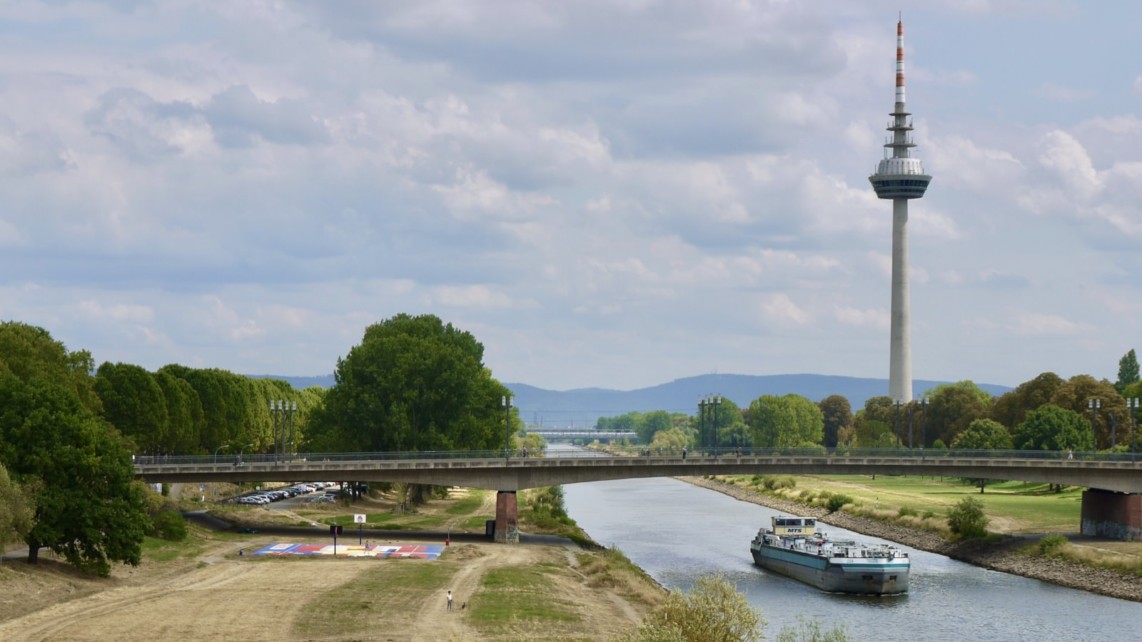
447, 590, 453, 612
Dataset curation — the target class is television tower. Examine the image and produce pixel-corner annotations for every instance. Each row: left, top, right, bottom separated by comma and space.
869, 18, 931, 403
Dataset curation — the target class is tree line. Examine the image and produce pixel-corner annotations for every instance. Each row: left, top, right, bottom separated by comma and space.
1, 314, 520, 576
597, 349, 1142, 455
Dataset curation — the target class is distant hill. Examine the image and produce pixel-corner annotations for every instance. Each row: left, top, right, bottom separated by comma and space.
504, 374, 1012, 428
248, 372, 1012, 429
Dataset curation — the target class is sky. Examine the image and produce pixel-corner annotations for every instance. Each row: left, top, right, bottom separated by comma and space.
2, 0, 1142, 393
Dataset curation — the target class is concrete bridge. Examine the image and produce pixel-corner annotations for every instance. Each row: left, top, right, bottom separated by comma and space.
135, 448, 1142, 543
523, 430, 637, 442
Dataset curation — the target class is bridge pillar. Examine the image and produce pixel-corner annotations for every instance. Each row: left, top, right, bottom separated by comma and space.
494, 491, 519, 544
1081, 489, 1142, 541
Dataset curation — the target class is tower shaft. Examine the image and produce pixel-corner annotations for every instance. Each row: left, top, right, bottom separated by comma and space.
889, 199, 911, 402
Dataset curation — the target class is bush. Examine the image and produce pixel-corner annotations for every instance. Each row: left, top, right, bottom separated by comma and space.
947, 497, 989, 539
898, 507, 918, 518
1038, 533, 1069, 556
826, 494, 853, 513
762, 476, 797, 491
149, 509, 188, 541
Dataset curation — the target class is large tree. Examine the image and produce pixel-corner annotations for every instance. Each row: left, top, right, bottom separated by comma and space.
990, 372, 1064, 431
1117, 349, 1139, 394
951, 418, 1013, 450
818, 395, 853, 449
924, 381, 992, 447
304, 314, 512, 452
745, 394, 823, 448
1049, 375, 1125, 449
0, 323, 149, 576
95, 362, 169, 455
1012, 404, 1094, 453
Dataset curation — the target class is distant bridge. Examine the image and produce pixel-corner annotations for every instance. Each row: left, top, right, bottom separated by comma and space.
524, 430, 637, 441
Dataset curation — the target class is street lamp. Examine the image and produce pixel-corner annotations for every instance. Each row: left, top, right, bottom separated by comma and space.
919, 397, 930, 451
893, 400, 903, 449
270, 400, 299, 462
237, 443, 254, 465
214, 444, 230, 464
698, 398, 708, 451
1127, 397, 1140, 463
1087, 395, 1096, 450
712, 396, 721, 452
503, 395, 512, 462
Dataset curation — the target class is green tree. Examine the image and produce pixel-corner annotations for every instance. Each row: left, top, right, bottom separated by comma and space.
95, 362, 169, 455
0, 321, 102, 413
745, 395, 824, 448
1012, 404, 1093, 452
649, 427, 692, 452
617, 574, 765, 642
304, 314, 511, 452
1117, 349, 1139, 394
1049, 375, 1124, 449
154, 370, 204, 453
925, 381, 992, 447
947, 496, 989, 539
0, 463, 35, 560
951, 419, 1013, 450
818, 395, 852, 449
639, 411, 673, 444
0, 376, 149, 575
990, 372, 1064, 430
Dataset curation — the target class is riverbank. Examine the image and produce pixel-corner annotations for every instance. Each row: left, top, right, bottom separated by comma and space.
0, 487, 663, 641
681, 475, 1142, 603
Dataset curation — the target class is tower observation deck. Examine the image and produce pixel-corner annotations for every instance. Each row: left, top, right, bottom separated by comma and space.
868, 18, 931, 404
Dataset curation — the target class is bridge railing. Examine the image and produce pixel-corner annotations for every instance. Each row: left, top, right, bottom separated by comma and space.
133, 446, 1139, 467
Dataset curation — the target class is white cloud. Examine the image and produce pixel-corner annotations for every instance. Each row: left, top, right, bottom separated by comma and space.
0, 1, 1139, 392
760, 293, 809, 325
1010, 313, 1092, 337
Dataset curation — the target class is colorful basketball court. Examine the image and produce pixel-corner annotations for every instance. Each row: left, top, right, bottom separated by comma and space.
252, 542, 444, 559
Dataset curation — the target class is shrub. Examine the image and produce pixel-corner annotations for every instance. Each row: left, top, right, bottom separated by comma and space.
898, 507, 918, 518
149, 509, 188, 541
947, 497, 989, 539
1038, 533, 1069, 556
826, 494, 853, 513
762, 476, 797, 491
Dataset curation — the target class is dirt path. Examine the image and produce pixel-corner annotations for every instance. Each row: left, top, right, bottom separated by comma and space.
410, 543, 529, 641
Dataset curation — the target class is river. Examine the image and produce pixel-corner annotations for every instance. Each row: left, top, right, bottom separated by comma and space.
557, 453, 1142, 641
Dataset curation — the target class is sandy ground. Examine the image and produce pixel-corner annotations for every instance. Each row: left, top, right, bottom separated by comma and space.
0, 489, 656, 641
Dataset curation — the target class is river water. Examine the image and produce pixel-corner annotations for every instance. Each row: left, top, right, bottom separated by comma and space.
558, 459, 1142, 641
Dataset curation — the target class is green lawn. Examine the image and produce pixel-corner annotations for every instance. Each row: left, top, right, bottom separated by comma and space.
731, 474, 1085, 533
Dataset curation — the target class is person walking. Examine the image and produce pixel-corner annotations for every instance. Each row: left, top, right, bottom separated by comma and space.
447, 590, 453, 612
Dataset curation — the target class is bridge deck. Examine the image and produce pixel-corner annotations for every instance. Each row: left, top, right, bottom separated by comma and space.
135, 450, 1142, 494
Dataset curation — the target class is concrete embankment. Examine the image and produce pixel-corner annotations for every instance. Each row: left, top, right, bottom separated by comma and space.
681, 476, 1142, 603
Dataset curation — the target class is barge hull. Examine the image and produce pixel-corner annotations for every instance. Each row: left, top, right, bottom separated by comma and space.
751, 548, 908, 595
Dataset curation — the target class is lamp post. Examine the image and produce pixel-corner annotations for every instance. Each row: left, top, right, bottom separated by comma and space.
698, 398, 708, 452
907, 402, 914, 449
287, 400, 297, 459
214, 444, 229, 464
919, 397, 930, 454
237, 442, 254, 465
270, 400, 281, 462
711, 395, 722, 453
893, 400, 903, 449
1088, 398, 1101, 454
1127, 397, 1140, 463
503, 395, 512, 463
